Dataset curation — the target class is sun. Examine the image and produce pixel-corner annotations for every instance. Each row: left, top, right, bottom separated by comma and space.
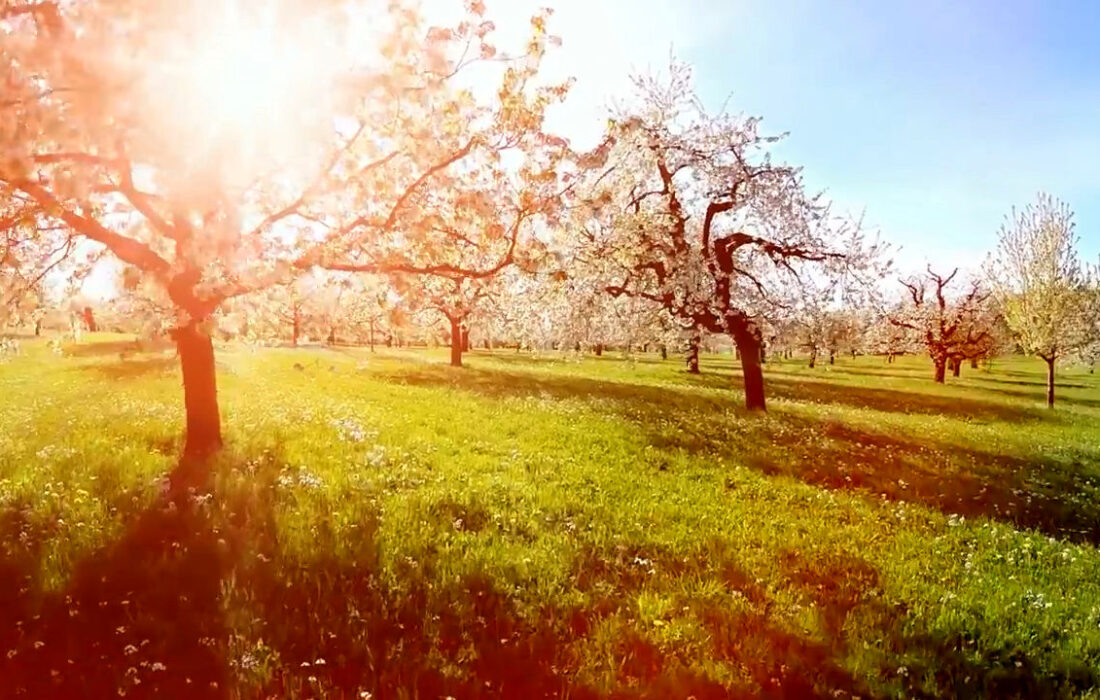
136, 0, 353, 186
187, 17, 297, 134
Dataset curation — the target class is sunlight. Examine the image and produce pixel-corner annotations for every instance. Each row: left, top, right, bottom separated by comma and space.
139, 0, 352, 188
187, 16, 294, 135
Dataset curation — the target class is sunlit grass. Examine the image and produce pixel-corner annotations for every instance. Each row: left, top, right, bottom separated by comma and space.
1, 335, 1099, 697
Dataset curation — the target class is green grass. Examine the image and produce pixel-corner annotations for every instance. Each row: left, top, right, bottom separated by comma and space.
2, 334, 1100, 698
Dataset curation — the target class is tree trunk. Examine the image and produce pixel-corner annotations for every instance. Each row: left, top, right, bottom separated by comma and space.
369, 320, 375, 352
1045, 356, 1055, 408
660, 345, 667, 360
176, 322, 222, 466
732, 325, 766, 411
292, 307, 301, 347
829, 349, 836, 365
449, 317, 463, 367
327, 327, 336, 346
808, 348, 817, 369
952, 358, 961, 377
461, 327, 470, 352
686, 334, 700, 374
595, 343, 604, 357
970, 357, 979, 369
34, 319, 41, 337
82, 306, 97, 333
934, 359, 946, 383
759, 340, 767, 364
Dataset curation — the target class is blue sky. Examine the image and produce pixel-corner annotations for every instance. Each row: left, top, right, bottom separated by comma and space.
680, 0, 1100, 271
501, 0, 1098, 273
79, 0, 1100, 298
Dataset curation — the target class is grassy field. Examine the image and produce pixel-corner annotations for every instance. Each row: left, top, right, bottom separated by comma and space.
1, 335, 1099, 698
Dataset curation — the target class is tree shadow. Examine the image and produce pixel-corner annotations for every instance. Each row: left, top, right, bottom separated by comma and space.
476, 350, 673, 367
376, 364, 1100, 544
79, 356, 179, 381
962, 381, 1100, 410
2, 443, 1095, 698
967, 376, 1092, 390
0, 489, 230, 697
685, 372, 1043, 423
62, 340, 145, 358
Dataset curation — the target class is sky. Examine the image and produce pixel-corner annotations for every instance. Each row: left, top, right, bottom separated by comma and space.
489, 0, 1100, 275
77, 0, 1100, 299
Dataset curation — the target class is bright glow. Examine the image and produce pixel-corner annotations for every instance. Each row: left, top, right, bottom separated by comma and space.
186, 17, 298, 135
137, 0, 352, 193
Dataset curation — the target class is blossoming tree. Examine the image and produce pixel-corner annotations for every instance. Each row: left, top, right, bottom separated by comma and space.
986, 194, 1099, 406
0, 0, 573, 474
580, 64, 871, 410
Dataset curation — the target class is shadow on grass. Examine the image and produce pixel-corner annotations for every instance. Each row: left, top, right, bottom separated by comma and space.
62, 340, 144, 358
80, 356, 179, 381
378, 364, 1100, 545
473, 350, 674, 367
3, 451, 1091, 698
684, 371, 1043, 423
961, 382, 1100, 410
0, 490, 229, 697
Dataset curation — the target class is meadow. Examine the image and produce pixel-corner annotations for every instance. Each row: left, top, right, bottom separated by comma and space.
1, 335, 1099, 698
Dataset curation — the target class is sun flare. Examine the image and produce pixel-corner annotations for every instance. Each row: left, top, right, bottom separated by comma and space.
137, 0, 353, 185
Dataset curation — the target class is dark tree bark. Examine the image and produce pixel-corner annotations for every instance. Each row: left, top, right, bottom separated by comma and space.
461, 327, 470, 352
369, 320, 375, 352
759, 340, 767, 364
34, 319, 42, 336
1045, 356, 1055, 408
829, 349, 836, 365
291, 305, 301, 347
660, 345, 668, 360
594, 343, 604, 357
327, 327, 336, 346
449, 317, 464, 367
952, 357, 961, 377
970, 356, 979, 369
808, 348, 817, 369
934, 358, 947, 383
82, 306, 97, 332
175, 322, 222, 466
732, 324, 765, 411
686, 334, 700, 374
